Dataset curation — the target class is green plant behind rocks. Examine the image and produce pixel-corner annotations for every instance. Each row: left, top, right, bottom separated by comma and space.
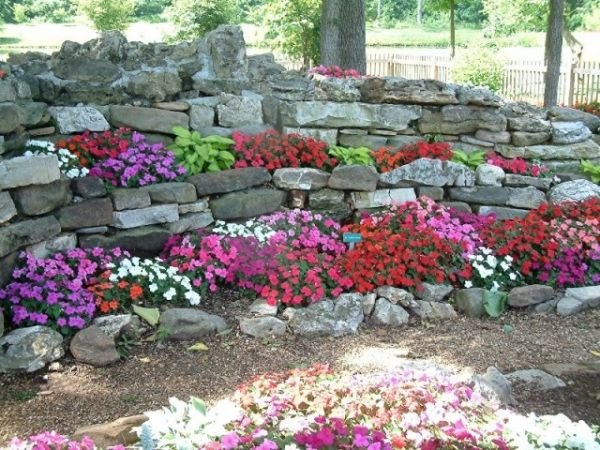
167, 126, 236, 175
168, 0, 238, 40
78, 0, 135, 32
451, 45, 504, 93
581, 160, 600, 183
451, 149, 486, 170
328, 146, 374, 166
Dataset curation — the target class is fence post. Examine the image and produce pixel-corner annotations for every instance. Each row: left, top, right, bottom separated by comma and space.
567, 61, 576, 106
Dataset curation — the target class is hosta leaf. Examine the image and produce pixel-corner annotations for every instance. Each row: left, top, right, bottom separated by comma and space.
171, 126, 190, 138
188, 342, 209, 352
203, 135, 235, 145
132, 305, 160, 326
207, 162, 220, 172
482, 291, 507, 318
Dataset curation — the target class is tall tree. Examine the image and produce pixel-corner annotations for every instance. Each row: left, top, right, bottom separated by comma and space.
320, 0, 366, 73
543, 0, 564, 106
430, 0, 457, 57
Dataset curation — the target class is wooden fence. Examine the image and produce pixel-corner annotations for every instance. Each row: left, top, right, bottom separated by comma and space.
283, 50, 600, 107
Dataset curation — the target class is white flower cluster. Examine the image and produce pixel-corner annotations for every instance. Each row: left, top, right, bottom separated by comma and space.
465, 247, 521, 291
106, 256, 201, 306
503, 412, 600, 450
212, 219, 276, 244
24, 139, 89, 179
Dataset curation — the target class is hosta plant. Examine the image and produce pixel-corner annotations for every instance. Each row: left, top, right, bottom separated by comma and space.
581, 159, 600, 183
328, 145, 374, 166
452, 149, 487, 170
167, 126, 235, 174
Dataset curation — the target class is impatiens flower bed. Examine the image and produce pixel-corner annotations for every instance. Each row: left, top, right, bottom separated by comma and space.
372, 141, 453, 173
56, 128, 132, 167
24, 140, 89, 179
308, 65, 362, 78
486, 151, 550, 177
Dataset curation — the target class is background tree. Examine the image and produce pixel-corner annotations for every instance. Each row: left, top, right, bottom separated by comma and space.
429, 0, 458, 57
78, 0, 135, 32
544, 0, 565, 106
320, 0, 366, 73
168, 0, 238, 40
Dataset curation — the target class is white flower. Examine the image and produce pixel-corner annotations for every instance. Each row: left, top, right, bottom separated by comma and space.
509, 272, 517, 281
500, 261, 510, 271
464, 280, 473, 288
149, 283, 158, 293
163, 287, 177, 301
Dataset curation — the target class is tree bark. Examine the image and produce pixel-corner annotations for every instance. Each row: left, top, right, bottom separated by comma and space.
339, 0, 367, 74
320, 0, 342, 67
544, 0, 565, 107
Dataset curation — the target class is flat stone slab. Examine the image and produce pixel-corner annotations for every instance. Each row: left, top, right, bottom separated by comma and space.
495, 140, 600, 160
111, 188, 151, 211
380, 158, 475, 187
166, 211, 214, 234
210, 189, 286, 220
351, 188, 416, 209
329, 165, 379, 191
49, 106, 110, 134
0, 215, 61, 258
0, 155, 60, 190
143, 182, 197, 204
272, 168, 330, 191
542, 361, 600, 377
113, 204, 179, 229
57, 198, 114, 230
109, 105, 189, 134
188, 167, 271, 196
79, 226, 172, 256
506, 369, 566, 390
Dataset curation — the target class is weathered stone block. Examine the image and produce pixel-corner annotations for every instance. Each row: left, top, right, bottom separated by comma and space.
0, 192, 17, 224
476, 206, 529, 220
110, 106, 189, 134
217, 94, 263, 128
503, 174, 552, 190
57, 198, 113, 230
178, 198, 209, 214
210, 189, 286, 220
49, 106, 110, 134
71, 176, 106, 198
111, 188, 151, 211
79, 226, 172, 256
25, 233, 77, 259
188, 167, 271, 196
0, 155, 60, 190
0, 103, 23, 133
329, 165, 379, 191
380, 158, 475, 187
506, 186, 546, 209
273, 168, 330, 190
282, 127, 339, 146
495, 140, 600, 160
548, 180, 600, 203
475, 130, 511, 144
551, 121, 592, 145
189, 104, 215, 130
143, 182, 197, 204
166, 211, 214, 234
0, 216, 61, 258
359, 77, 459, 105
351, 188, 416, 209
11, 178, 72, 216
512, 131, 551, 147
508, 285, 554, 308
112, 204, 179, 229
417, 186, 444, 201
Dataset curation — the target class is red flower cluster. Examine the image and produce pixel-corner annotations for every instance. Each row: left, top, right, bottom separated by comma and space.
232, 130, 338, 171
372, 141, 453, 173
574, 101, 600, 117
486, 151, 549, 177
308, 65, 362, 78
56, 128, 132, 167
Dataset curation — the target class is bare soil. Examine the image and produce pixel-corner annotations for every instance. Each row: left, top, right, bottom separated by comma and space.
1, 299, 599, 445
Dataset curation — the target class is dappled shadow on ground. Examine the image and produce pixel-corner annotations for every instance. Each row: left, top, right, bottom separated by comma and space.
0, 307, 598, 443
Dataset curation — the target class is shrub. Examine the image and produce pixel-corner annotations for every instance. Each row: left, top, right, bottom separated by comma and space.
451, 45, 504, 93
372, 140, 453, 172
11, 0, 76, 23
232, 130, 337, 171
78, 0, 135, 32
167, 0, 237, 40
167, 127, 235, 175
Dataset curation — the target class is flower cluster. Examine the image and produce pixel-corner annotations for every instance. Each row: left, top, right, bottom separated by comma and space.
575, 100, 600, 117
372, 141, 453, 173
92, 256, 201, 308
466, 247, 522, 291
24, 139, 89, 178
88, 132, 187, 187
486, 151, 549, 177
0, 248, 124, 335
55, 128, 131, 167
232, 130, 337, 172
308, 65, 362, 78
8, 431, 125, 450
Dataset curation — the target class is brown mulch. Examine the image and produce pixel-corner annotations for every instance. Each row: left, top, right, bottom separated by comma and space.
0, 301, 599, 444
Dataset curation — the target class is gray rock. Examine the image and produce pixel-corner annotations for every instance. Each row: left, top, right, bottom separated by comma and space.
362, 293, 377, 316
506, 369, 566, 390
49, 106, 110, 134
111, 188, 151, 211
273, 168, 330, 191
507, 117, 551, 133
217, 94, 263, 128
512, 131, 551, 147
419, 105, 507, 134
532, 298, 559, 314
314, 75, 362, 102
125, 70, 182, 102
308, 188, 351, 219
289, 294, 364, 336
0, 309, 3, 338
551, 121, 592, 145
338, 133, 387, 149
495, 140, 600, 160
417, 186, 444, 201
475, 130, 511, 144
0, 252, 17, 288
454, 288, 486, 318
70, 326, 120, 367
360, 77, 459, 105
92, 314, 140, 339
178, 199, 209, 214
387, 135, 424, 148
54, 56, 119, 82
76, 226, 109, 235
166, 211, 214, 233
249, 298, 278, 316
18, 100, 49, 126
188, 167, 271, 196
282, 127, 339, 146
548, 180, 600, 203
548, 106, 600, 133
113, 204, 179, 229
507, 285, 554, 308
0, 154, 60, 190
457, 86, 503, 106
440, 201, 472, 213
279, 101, 422, 131
460, 135, 495, 148
328, 165, 379, 191
477, 206, 529, 220
0, 192, 17, 224
26, 233, 77, 259
473, 366, 516, 405
153, 101, 190, 112
110, 106, 189, 134
503, 174, 552, 191
71, 176, 106, 198
565, 285, 600, 308
371, 298, 410, 326
0, 215, 61, 258
410, 301, 458, 320
79, 226, 172, 256
448, 186, 510, 205
210, 189, 286, 220
506, 186, 546, 209
556, 296, 586, 316
351, 188, 417, 209
0, 326, 64, 373
0, 79, 17, 102
376, 286, 417, 307
475, 164, 505, 186
189, 105, 215, 130
57, 198, 114, 230
239, 316, 286, 338
0, 103, 23, 133
143, 182, 197, 204
416, 283, 454, 302
380, 159, 475, 187
160, 308, 228, 340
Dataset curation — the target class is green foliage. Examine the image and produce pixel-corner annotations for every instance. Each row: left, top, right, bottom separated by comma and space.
483, 0, 547, 35
482, 290, 508, 317
261, 0, 320, 67
132, 304, 160, 326
451, 149, 486, 170
581, 160, 600, 183
328, 146, 375, 166
11, 0, 76, 23
133, 0, 171, 19
167, 126, 236, 175
78, 0, 135, 32
168, 0, 237, 40
451, 44, 504, 93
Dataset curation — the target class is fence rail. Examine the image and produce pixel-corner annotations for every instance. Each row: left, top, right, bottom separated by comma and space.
282, 50, 600, 107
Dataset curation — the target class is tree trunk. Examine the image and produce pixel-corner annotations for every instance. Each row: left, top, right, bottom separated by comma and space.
544, 0, 564, 107
450, 0, 456, 58
417, 0, 423, 24
339, 0, 367, 74
320, 0, 341, 67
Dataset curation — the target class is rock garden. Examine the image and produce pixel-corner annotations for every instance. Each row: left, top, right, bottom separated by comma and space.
0, 26, 599, 450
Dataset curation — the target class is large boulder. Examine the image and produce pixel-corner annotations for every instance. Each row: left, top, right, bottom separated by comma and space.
551, 121, 592, 145
0, 326, 64, 373
49, 106, 110, 134
160, 308, 228, 340
289, 294, 364, 336
548, 180, 600, 203
125, 70, 182, 102
380, 158, 475, 187
70, 326, 121, 367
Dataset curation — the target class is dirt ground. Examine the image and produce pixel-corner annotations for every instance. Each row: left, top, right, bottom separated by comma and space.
1, 297, 599, 445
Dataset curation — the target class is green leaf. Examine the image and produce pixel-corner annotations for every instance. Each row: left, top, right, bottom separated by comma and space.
207, 162, 220, 172
132, 305, 160, 326
188, 341, 209, 352
171, 126, 190, 139
190, 397, 207, 414
203, 135, 235, 145
482, 291, 508, 318
196, 144, 211, 161
219, 151, 235, 165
